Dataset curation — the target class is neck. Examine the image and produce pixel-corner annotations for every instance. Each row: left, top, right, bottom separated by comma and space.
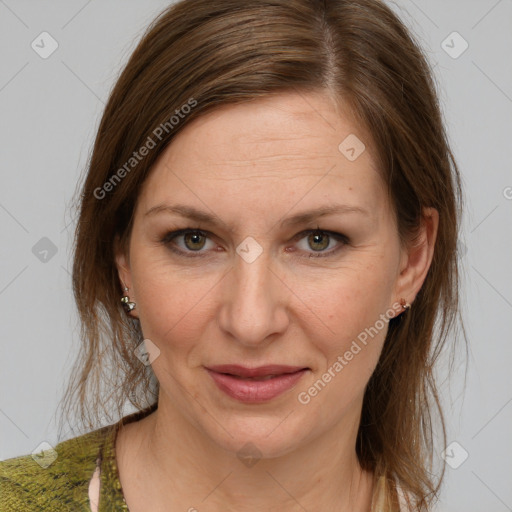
118, 397, 375, 512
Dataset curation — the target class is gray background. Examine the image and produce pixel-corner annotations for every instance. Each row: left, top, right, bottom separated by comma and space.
0, 1, 511, 510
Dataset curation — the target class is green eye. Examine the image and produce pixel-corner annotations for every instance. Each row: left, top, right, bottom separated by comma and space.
183, 231, 207, 251
294, 228, 349, 258
307, 231, 330, 251
161, 228, 213, 257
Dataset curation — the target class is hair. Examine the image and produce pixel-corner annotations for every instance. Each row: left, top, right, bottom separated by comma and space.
60, 0, 464, 509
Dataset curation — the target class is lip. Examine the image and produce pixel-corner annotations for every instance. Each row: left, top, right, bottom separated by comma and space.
205, 365, 309, 403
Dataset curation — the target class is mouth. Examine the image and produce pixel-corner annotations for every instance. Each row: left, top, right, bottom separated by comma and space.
204, 364, 309, 403
225, 374, 284, 381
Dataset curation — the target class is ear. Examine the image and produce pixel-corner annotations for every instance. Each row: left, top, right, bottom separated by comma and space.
393, 207, 439, 307
114, 234, 138, 318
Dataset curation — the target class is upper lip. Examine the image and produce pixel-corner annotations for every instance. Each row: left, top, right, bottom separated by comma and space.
206, 365, 308, 378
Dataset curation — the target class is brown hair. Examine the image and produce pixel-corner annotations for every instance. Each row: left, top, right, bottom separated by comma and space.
60, 0, 464, 509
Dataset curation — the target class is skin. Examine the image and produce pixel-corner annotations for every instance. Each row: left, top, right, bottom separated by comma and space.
115, 91, 438, 511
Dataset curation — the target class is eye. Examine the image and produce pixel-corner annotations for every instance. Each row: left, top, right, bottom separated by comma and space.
292, 228, 349, 258
161, 228, 216, 257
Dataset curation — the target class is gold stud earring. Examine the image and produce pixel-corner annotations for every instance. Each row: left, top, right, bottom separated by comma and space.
400, 298, 411, 311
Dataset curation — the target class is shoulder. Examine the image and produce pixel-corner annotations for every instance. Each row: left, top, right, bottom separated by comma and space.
0, 426, 112, 512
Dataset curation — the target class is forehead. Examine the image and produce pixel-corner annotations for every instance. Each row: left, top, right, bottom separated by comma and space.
138, 92, 387, 222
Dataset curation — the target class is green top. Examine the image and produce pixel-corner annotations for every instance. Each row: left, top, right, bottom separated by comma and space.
0, 403, 157, 511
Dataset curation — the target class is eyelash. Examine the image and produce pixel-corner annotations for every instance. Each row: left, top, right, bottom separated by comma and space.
159, 227, 349, 259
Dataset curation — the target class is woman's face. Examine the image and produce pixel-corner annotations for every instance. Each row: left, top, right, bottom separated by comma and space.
117, 91, 416, 458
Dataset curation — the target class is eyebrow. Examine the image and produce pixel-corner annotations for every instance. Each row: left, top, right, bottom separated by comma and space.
144, 203, 369, 228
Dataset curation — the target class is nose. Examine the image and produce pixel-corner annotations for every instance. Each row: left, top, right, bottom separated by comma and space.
217, 249, 290, 348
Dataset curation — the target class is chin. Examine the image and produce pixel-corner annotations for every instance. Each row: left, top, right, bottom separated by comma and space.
203, 413, 312, 460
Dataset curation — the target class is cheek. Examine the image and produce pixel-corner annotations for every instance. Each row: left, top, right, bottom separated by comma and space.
303, 258, 396, 384
311, 259, 395, 338
296, 283, 392, 422
130, 250, 219, 352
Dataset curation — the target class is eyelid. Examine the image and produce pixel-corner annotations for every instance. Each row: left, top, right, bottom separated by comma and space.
160, 227, 210, 244
160, 227, 349, 258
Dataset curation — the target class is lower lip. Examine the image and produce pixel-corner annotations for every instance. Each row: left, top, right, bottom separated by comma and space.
206, 368, 308, 403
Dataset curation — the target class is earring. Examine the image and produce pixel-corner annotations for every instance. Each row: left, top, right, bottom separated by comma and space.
121, 285, 136, 313
400, 298, 411, 311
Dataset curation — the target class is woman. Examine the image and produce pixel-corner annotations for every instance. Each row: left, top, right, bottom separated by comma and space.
0, 0, 463, 510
